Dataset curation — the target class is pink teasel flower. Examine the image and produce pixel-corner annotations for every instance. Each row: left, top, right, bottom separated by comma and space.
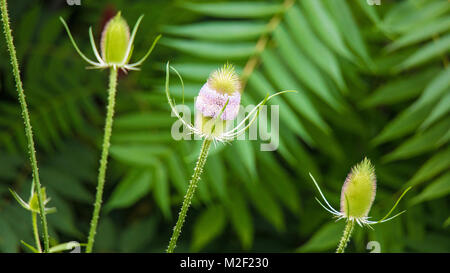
195, 82, 241, 121
309, 158, 411, 228
165, 63, 294, 143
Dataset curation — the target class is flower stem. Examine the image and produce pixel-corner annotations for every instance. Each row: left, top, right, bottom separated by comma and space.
32, 212, 42, 253
86, 67, 118, 253
167, 138, 212, 253
336, 219, 355, 253
1, 0, 50, 252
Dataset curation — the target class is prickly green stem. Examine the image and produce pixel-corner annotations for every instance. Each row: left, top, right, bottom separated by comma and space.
1, 0, 50, 252
167, 138, 212, 253
86, 67, 118, 253
336, 220, 355, 253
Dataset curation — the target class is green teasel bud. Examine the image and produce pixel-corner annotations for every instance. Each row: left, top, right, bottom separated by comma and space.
101, 12, 130, 65
340, 158, 376, 219
29, 187, 48, 213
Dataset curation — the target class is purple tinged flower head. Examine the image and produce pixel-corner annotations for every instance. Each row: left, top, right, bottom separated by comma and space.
165, 62, 296, 142
195, 64, 241, 121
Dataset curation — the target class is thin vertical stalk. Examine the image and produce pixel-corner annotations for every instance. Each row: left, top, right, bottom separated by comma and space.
336, 220, 355, 253
32, 212, 42, 253
86, 67, 118, 253
167, 138, 212, 253
0, 0, 49, 252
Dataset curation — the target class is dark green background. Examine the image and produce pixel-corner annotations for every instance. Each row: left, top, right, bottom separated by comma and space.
0, 0, 448, 253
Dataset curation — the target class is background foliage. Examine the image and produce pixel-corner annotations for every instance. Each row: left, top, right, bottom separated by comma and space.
0, 0, 448, 253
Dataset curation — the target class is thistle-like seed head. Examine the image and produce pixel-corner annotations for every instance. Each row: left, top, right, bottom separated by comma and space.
101, 11, 130, 65
207, 63, 241, 95
340, 158, 377, 219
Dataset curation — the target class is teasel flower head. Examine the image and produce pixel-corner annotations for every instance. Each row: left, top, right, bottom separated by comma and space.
195, 64, 241, 121
309, 158, 411, 227
340, 158, 376, 219
100, 12, 130, 65
165, 62, 294, 143
9, 184, 56, 214
60, 12, 161, 72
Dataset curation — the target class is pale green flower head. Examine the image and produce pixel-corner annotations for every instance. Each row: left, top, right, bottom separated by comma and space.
340, 158, 376, 219
101, 12, 130, 65
309, 157, 411, 227
60, 12, 161, 71
207, 63, 241, 95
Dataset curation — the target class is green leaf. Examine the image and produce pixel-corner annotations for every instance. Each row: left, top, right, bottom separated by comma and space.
406, 233, 450, 252
0, 218, 18, 252
181, 1, 283, 18
112, 131, 173, 144
410, 171, 450, 205
300, 0, 354, 61
396, 34, 450, 70
16, 6, 41, 58
413, 67, 450, 110
153, 161, 171, 219
383, 118, 450, 162
232, 140, 256, 181
166, 151, 188, 196
373, 67, 450, 145
162, 21, 267, 41
114, 113, 173, 130
386, 16, 450, 52
247, 71, 313, 144
106, 170, 152, 211
110, 145, 169, 166
191, 205, 227, 251
373, 104, 433, 146
20, 240, 39, 253
246, 180, 284, 231
8, 188, 30, 211
296, 221, 345, 253
41, 168, 92, 204
204, 153, 227, 201
260, 153, 300, 214
119, 218, 158, 252
323, 0, 372, 67
260, 49, 329, 133
406, 146, 450, 188
284, 5, 346, 91
160, 38, 255, 60
356, 0, 382, 26
383, 0, 449, 34
420, 92, 450, 130
273, 25, 344, 113
361, 67, 438, 108
225, 188, 253, 250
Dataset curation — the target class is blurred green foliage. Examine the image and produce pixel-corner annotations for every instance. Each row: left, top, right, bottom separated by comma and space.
0, 0, 448, 253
